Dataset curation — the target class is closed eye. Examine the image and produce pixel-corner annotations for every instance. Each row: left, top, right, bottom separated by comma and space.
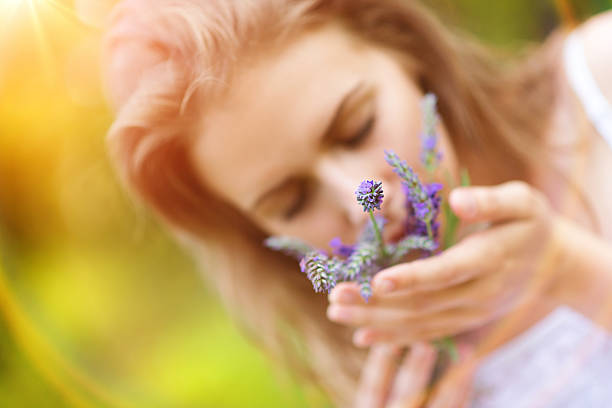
343, 113, 376, 148
283, 181, 309, 220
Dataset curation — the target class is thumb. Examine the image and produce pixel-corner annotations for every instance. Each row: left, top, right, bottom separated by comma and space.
449, 181, 545, 224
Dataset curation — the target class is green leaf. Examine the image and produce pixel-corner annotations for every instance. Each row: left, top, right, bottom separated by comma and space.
441, 168, 471, 250
442, 201, 459, 250
460, 168, 471, 187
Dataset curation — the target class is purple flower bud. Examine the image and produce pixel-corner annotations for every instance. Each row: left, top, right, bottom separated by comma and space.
402, 182, 442, 240
426, 182, 443, 195
422, 134, 437, 150
345, 243, 378, 280
358, 274, 373, 302
389, 235, 437, 263
385, 150, 435, 225
300, 251, 336, 293
329, 237, 356, 257
326, 257, 345, 283
355, 180, 384, 212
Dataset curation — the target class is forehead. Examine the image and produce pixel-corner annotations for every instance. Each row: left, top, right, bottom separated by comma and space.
190, 23, 371, 210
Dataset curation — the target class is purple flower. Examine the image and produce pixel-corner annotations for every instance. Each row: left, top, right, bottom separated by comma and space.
384, 150, 435, 225
300, 251, 337, 293
355, 180, 384, 212
329, 237, 356, 257
402, 182, 442, 240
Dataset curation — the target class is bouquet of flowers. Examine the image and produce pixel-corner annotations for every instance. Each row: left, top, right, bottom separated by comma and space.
264, 94, 468, 359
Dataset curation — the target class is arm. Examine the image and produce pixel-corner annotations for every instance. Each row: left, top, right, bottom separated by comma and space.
548, 216, 612, 329
579, 10, 612, 104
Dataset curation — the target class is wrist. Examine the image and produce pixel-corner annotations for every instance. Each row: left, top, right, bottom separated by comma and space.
546, 216, 612, 326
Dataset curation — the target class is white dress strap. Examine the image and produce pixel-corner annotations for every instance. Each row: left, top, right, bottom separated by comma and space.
563, 31, 612, 147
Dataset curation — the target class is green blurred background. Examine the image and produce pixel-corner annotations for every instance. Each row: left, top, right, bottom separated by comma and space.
0, 0, 609, 407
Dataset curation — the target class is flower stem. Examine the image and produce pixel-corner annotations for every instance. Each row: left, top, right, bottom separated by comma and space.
426, 221, 433, 240
368, 210, 388, 258
433, 337, 459, 362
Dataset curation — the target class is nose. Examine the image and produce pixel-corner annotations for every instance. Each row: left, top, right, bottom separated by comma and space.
313, 155, 368, 227
378, 182, 407, 238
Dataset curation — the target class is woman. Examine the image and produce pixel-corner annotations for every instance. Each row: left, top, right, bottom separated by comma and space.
101, 0, 612, 406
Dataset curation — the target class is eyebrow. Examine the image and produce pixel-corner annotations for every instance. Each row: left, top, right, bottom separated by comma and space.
251, 80, 365, 212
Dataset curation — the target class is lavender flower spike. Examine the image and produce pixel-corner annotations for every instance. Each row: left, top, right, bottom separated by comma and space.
389, 235, 437, 264
344, 243, 378, 281
300, 251, 336, 293
356, 180, 388, 258
326, 257, 345, 284
358, 274, 373, 302
384, 150, 435, 237
264, 236, 314, 260
421, 93, 439, 136
420, 93, 442, 172
355, 180, 384, 212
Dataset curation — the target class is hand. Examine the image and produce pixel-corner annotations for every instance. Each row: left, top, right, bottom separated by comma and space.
354, 342, 434, 408
424, 344, 478, 408
328, 181, 559, 346
354, 342, 476, 408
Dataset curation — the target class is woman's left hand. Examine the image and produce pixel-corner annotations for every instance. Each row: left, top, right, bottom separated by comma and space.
327, 181, 563, 346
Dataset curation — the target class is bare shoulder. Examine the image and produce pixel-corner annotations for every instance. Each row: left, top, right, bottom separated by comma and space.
577, 10, 612, 102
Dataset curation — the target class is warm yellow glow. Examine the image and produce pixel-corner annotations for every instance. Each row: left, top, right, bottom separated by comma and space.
1, 0, 22, 16
4, 0, 24, 6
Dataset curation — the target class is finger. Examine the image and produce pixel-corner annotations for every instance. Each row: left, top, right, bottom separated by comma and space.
449, 181, 545, 224
355, 344, 402, 408
352, 308, 489, 346
330, 277, 474, 311
427, 344, 478, 408
328, 303, 487, 333
372, 238, 485, 294
328, 281, 362, 304
327, 294, 494, 329
387, 342, 437, 408
328, 303, 412, 328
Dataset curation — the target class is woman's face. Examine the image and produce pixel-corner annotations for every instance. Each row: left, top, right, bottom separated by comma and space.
190, 23, 458, 250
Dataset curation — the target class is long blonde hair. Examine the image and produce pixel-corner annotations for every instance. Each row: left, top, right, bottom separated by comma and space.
101, 0, 559, 405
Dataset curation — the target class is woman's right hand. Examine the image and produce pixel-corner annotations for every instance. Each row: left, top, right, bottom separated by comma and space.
355, 342, 475, 408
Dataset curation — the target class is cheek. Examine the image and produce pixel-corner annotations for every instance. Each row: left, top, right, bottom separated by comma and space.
289, 214, 349, 250
264, 202, 350, 250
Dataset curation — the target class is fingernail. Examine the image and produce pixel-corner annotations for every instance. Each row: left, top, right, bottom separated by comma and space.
450, 190, 477, 216
353, 330, 370, 347
375, 279, 395, 294
327, 305, 349, 321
